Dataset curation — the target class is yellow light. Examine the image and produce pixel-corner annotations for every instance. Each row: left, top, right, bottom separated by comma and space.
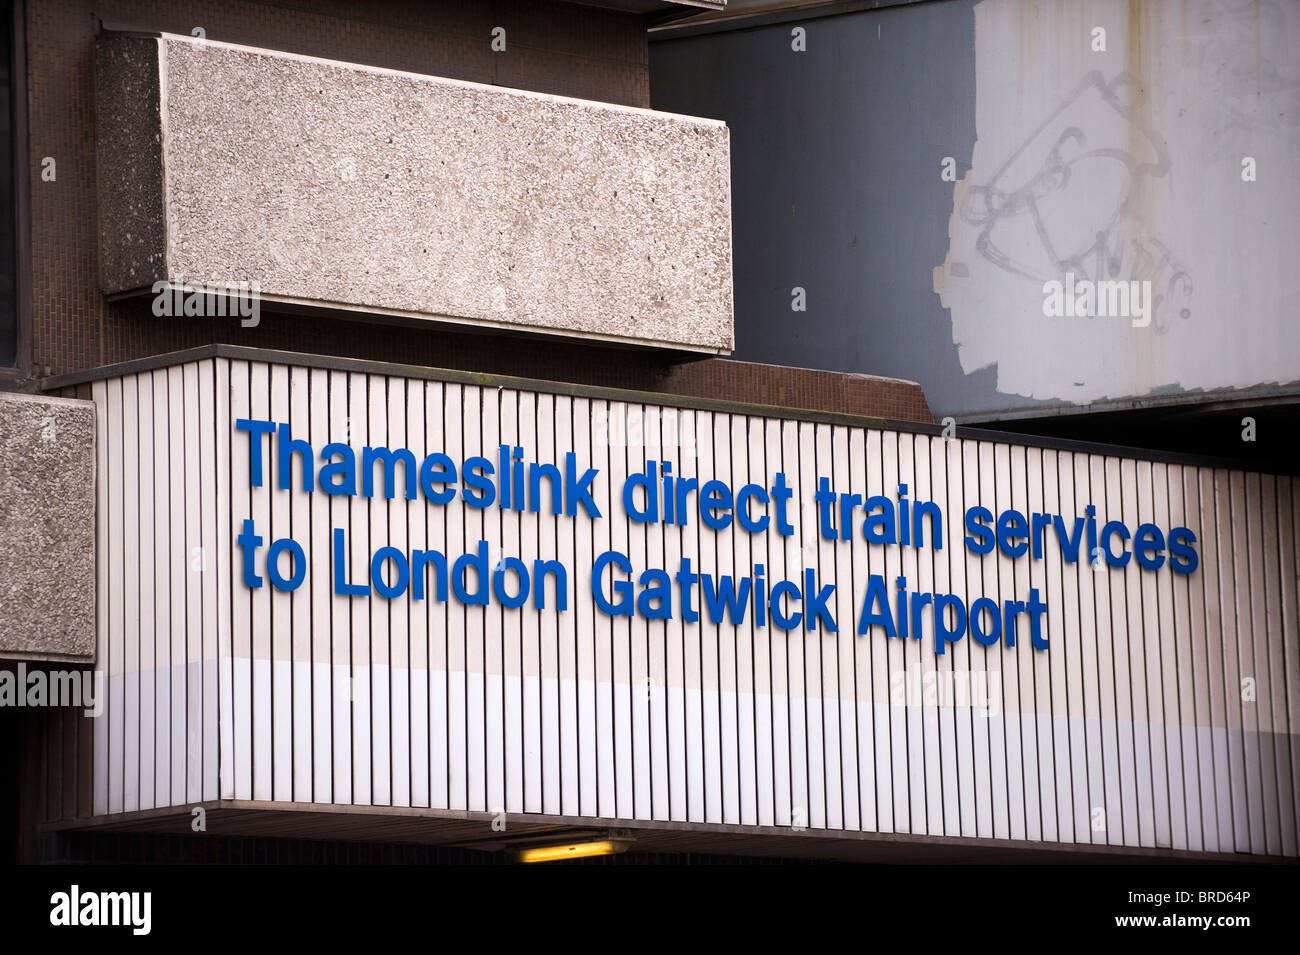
516, 840, 624, 863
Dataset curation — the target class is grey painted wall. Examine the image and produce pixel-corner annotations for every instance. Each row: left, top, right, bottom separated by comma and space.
652, 1, 982, 414
651, 0, 1300, 423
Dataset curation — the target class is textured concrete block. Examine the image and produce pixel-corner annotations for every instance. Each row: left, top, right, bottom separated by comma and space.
0, 394, 95, 661
95, 32, 734, 353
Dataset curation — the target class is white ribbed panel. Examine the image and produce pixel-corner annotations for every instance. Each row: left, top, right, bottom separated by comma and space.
87, 356, 1300, 855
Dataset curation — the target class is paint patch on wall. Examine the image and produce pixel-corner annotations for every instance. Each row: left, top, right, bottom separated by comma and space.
934, 0, 1300, 406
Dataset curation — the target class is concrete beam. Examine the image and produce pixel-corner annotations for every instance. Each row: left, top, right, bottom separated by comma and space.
94, 32, 734, 354
0, 394, 95, 662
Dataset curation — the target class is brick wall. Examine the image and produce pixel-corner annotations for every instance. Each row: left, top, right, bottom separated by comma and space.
660, 358, 932, 423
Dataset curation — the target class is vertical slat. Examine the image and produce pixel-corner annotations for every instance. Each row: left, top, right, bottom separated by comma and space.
572, 396, 597, 818
441, 382, 466, 811
932, 432, 959, 837
1136, 459, 1169, 847
106, 376, 125, 815
403, 378, 428, 809
136, 373, 156, 813
1054, 451, 1088, 842
1214, 469, 1248, 850
384, 377, 410, 811
648, 408, 672, 821
268, 364, 293, 803
630, 406, 654, 820
683, 408, 708, 823
308, 366, 332, 804
199, 360, 220, 804
287, 364, 313, 803
404, 378, 427, 809
214, 359, 233, 804
182, 363, 203, 804
1261, 474, 1294, 856
328, 369, 353, 805
464, 384, 489, 813
527, 389, 553, 815
247, 362, 272, 802
1202, 467, 1234, 849
799, 419, 827, 830
1184, 465, 1218, 852
425, 380, 449, 811
955, 437, 980, 838
1088, 453, 1120, 845
781, 417, 806, 831
848, 425, 875, 833
93, 379, 110, 816
880, 429, 904, 833
1009, 443, 1040, 842
365, 374, 391, 807
1169, 464, 1203, 851
482, 387, 507, 817
729, 413, 757, 826
519, 392, 543, 816
1072, 452, 1103, 846
166, 367, 186, 808
750, 416, 775, 828
151, 369, 173, 808
974, 440, 1002, 838
121, 374, 140, 814
1104, 455, 1138, 847
693, 406, 720, 823
716, 412, 741, 825
502, 389, 525, 817
1026, 445, 1055, 842
1152, 462, 1188, 850
517, 389, 542, 815
554, 395, 578, 816
1228, 470, 1262, 851
598, 394, 629, 821
1282, 478, 1300, 852
897, 430, 922, 835
996, 442, 1025, 842
1120, 457, 1155, 846
1244, 471, 1278, 853
1040, 450, 1070, 842
913, 433, 941, 836
665, 408, 690, 822
345, 373, 372, 805
229, 361, 252, 801
826, 420, 857, 831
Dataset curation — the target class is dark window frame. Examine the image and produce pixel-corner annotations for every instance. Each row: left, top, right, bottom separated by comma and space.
0, 0, 28, 382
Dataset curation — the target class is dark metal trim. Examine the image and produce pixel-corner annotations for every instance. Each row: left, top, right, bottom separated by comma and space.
956, 384, 1300, 425
648, 0, 946, 41
46, 798, 1283, 864
41, 343, 1300, 474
